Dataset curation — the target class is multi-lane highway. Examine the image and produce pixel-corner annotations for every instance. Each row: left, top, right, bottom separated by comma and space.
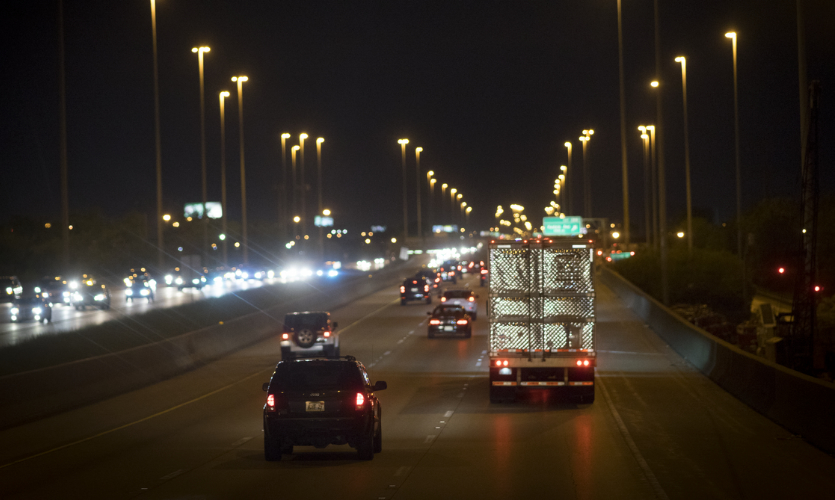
1, 271, 834, 499
0, 273, 354, 348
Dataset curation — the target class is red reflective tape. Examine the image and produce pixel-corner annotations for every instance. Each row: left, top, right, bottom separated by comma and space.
492, 381, 517, 386
521, 381, 565, 386
569, 381, 594, 386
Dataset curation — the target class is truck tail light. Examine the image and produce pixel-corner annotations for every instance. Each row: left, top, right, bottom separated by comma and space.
266, 394, 276, 411
281, 333, 289, 340
495, 360, 509, 367
356, 392, 365, 408
576, 359, 590, 367
441, 297, 447, 302
468, 296, 475, 302
429, 319, 441, 325
456, 319, 468, 325
400, 286, 405, 293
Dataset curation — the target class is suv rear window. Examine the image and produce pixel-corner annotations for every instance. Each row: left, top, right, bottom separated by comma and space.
435, 305, 464, 314
443, 290, 472, 298
284, 313, 328, 330
270, 362, 363, 391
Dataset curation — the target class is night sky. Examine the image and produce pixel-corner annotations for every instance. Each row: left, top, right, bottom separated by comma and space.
2, 0, 834, 237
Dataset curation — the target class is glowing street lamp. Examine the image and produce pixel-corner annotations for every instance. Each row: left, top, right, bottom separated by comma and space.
291, 145, 300, 236
415, 147, 423, 238
231, 75, 249, 262
299, 133, 308, 235
579, 130, 593, 218
280, 133, 291, 241
674, 56, 693, 255
398, 139, 409, 239
316, 137, 325, 258
219, 91, 231, 264
192, 46, 211, 259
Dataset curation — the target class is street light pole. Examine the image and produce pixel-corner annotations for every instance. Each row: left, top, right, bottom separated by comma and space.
450, 188, 457, 227
219, 91, 230, 266
232, 75, 248, 264
580, 130, 594, 218
415, 147, 423, 239
647, 125, 658, 250
564, 142, 572, 215
653, 0, 669, 304
398, 139, 409, 240
299, 133, 308, 237
427, 171, 435, 232
280, 133, 290, 242
675, 56, 694, 255
617, 0, 630, 247
192, 46, 210, 263
317, 137, 324, 259
638, 126, 651, 247
726, 31, 745, 308
441, 183, 448, 223
150, 0, 164, 272
291, 146, 299, 237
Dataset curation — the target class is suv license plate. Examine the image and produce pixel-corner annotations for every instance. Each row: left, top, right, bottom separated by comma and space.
410, 288, 418, 292
305, 401, 325, 412
443, 326, 454, 332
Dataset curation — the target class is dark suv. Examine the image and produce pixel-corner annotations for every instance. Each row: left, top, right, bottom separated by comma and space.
262, 356, 387, 461
400, 278, 431, 305
281, 311, 339, 359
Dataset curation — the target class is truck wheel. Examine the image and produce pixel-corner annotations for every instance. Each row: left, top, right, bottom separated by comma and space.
264, 434, 281, 461
357, 429, 374, 460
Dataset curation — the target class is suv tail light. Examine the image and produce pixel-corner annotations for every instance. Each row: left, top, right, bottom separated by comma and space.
356, 392, 365, 409
323, 331, 331, 338
429, 319, 441, 325
481, 268, 488, 274
266, 394, 276, 412
400, 286, 405, 293
424, 285, 429, 292
456, 319, 468, 325
281, 333, 289, 340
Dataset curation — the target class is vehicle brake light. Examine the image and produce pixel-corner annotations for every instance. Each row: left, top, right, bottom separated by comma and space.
424, 285, 429, 292
468, 296, 475, 302
441, 297, 447, 302
576, 360, 582, 366
456, 319, 468, 325
281, 333, 289, 340
356, 392, 365, 408
449, 271, 455, 276
481, 269, 488, 274
583, 360, 590, 366
266, 394, 276, 410
400, 286, 405, 293
429, 319, 441, 325
435, 277, 440, 282
323, 331, 331, 338
495, 360, 502, 367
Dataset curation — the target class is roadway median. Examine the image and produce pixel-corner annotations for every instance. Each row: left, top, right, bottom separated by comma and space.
0, 257, 426, 430
600, 266, 835, 454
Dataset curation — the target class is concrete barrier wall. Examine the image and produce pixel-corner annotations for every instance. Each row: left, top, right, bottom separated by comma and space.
0, 259, 425, 429
600, 267, 835, 454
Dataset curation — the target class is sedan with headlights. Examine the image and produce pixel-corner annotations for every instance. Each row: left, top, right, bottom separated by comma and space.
69, 275, 112, 310
10, 296, 52, 323
124, 273, 156, 303
426, 304, 472, 338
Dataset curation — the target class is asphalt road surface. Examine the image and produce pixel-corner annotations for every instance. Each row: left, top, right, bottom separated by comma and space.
1, 271, 834, 499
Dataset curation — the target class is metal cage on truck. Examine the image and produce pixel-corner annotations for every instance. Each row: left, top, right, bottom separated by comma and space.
488, 238, 596, 404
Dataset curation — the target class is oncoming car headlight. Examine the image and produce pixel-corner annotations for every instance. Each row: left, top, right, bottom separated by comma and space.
11, 307, 19, 314
126, 289, 134, 296
140, 289, 150, 296
32, 307, 42, 314
94, 294, 106, 301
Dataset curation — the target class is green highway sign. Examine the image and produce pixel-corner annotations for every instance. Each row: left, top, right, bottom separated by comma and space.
542, 216, 583, 236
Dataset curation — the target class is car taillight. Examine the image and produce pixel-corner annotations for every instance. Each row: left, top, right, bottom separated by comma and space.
449, 271, 455, 276
356, 392, 365, 408
429, 319, 441, 325
457, 319, 468, 325
481, 269, 488, 274
468, 296, 475, 302
266, 394, 276, 411
281, 333, 289, 340
441, 297, 447, 302
400, 286, 405, 293
323, 331, 331, 338
424, 285, 429, 292
435, 277, 440, 282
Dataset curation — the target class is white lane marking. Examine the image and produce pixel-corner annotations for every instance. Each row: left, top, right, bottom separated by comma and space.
435, 427, 441, 429
598, 372, 669, 500
440, 421, 445, 424
481, 350, 487, 354
475, 362, 482, 367
444, 410, 454, 418
395, 466, 409, 476
409, 330, 414, 334
397, 339, 405, 344
424, 435, 435, 443
457, 392, 465, 398
384, 351, 391, 356
160, 469, 183, 481
463, 383, 468, 387
596, 349, 665, 356
231, 437, 252, 447
339, 297, 401, 336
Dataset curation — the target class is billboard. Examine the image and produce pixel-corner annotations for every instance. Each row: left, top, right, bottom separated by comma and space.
184, 202, 222, 219
314, 216, 334, 227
